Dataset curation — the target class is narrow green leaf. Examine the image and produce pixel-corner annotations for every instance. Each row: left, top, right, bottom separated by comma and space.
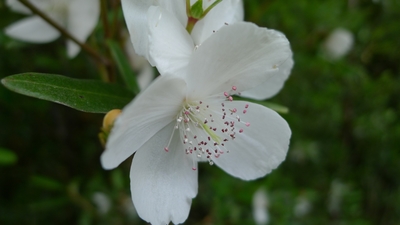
30, 175, 64, 191
107, 40, 140, 94
1, 73, 134, 113
234, 96, 289, 114
28, 197, 69, 211
111, 169, 125, 191
0, 147, 17, 165
260, 102, 289, 114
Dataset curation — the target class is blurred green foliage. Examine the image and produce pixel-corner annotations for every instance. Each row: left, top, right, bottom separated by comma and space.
1, 0, 399, 224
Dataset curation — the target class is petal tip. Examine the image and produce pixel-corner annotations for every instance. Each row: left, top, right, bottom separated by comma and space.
100, 151, 118, 170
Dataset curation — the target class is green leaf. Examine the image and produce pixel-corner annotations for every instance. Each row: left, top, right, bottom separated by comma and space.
0, 147, 17, 165
28, 197, 69, 211
111, 169, 125, 191
234, 96, 289, 114
1, 73, 134, 113
30, 175, 64, 191
107, 40, 140, 94
190, 0, 204, 19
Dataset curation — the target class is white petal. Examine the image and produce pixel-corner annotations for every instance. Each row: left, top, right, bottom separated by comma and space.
101, 75, 187, 169
137, 63, 155, 91
5, 16, 60, 43
6, 0, 32, 14
147, 6, 194, 77
191, 0, 244, 45
240, 57, 294, 100
6, 0, 65, 15
158, 0, 187, 27
130, 122, 198, 225
66, 0, 100, 58
211, 101, 291, 180
121, 0, 157, 58
186, 22, 292, 100
66, 41, 79, 58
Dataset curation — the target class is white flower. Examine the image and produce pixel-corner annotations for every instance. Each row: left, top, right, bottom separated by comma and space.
121, 0, 293, 100
293, 195, 312, 218
323, 28, 354, 60
328, 179, 348, 216
91, 192, 111, 215
252, 188, 270, 225
101, 22, 292, 225
4, 0, 100, 58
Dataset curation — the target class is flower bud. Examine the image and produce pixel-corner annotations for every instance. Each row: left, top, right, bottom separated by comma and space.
99, 109, 121, 147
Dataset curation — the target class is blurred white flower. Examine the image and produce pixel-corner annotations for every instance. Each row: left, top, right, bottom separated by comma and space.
125, 40, 155, 90
293, 195, 312, 217
91, 192, 111, 215
328, 179, 348, 216
252, 188, 270, 225
323, 28, 354, 60
101, 22, 292, 225
5, 0, 100, 58
121, 0, 293, 100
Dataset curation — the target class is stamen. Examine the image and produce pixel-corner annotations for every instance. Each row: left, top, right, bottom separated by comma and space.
175, 89, 252, 170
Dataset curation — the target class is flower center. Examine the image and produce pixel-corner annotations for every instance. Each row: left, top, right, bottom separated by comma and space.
163, 86, 251, 170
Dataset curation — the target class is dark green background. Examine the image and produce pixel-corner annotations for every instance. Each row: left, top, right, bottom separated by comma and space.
1, 0, 399, 224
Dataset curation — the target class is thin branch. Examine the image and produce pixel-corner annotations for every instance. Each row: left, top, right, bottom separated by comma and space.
111, 0, 121, 39
100, 0, 111, 39
18, 0, 110, 65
